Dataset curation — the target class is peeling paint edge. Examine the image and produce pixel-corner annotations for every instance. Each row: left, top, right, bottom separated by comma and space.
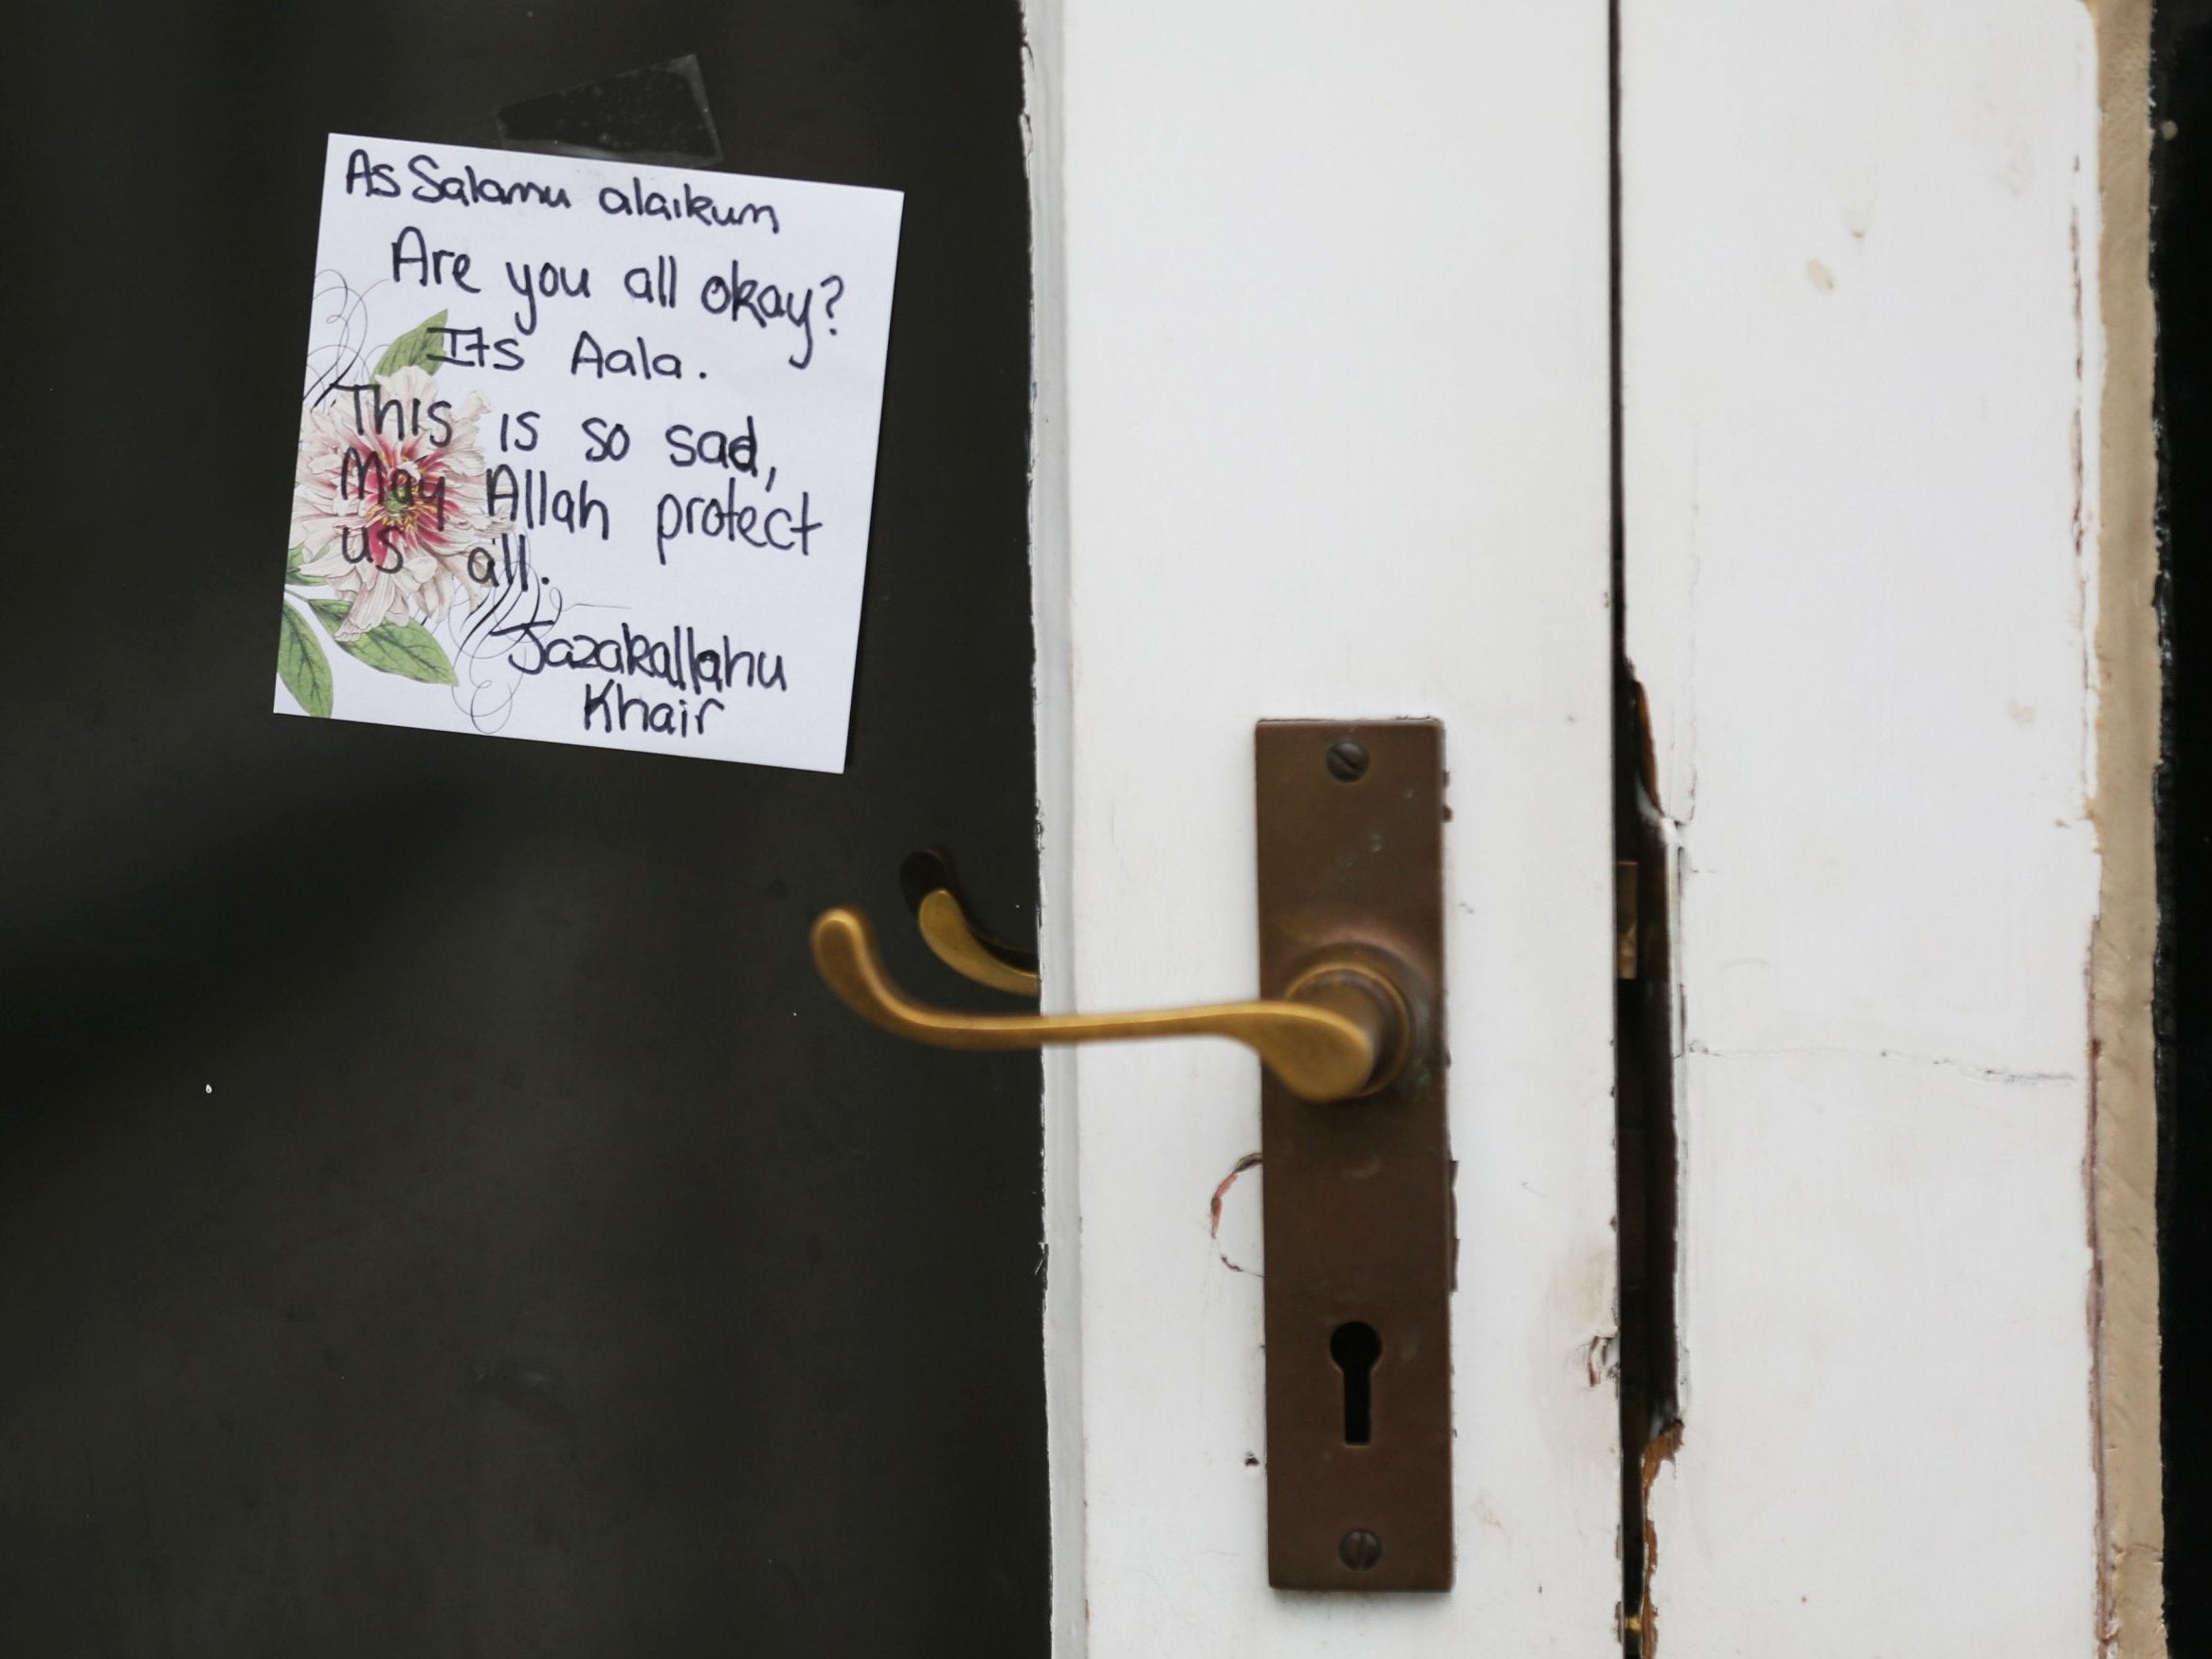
1022, 4, 1091, 1654
1208, 1151, 1263, 1276
1636, 1420, 1684, 1658
2085, 0, 2166, 1653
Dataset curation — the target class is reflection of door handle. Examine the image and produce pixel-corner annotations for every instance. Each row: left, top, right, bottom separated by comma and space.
897, 848, 1041, 996
810, 906, 1410, 1103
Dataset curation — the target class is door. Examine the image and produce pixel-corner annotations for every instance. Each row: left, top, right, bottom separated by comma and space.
2, 1, 2164, 1655
0, 5, 1047, 1653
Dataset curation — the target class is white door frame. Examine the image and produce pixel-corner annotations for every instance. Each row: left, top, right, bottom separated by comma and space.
1620, 2, 2160, 1651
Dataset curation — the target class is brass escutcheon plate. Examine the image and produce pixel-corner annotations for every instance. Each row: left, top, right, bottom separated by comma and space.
1258, 720, 1453, 1591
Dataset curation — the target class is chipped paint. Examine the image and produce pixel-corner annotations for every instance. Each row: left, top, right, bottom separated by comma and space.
1637, 1422, 1683, 1657
1207, 1151, 1262, 1276
1584, 1333, 1617, 1389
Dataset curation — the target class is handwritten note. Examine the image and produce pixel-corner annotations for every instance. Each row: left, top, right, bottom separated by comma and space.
278, 135, 903, 772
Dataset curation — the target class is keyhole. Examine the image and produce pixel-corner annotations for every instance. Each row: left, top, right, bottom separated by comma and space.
1330, 1321, 1381, 1446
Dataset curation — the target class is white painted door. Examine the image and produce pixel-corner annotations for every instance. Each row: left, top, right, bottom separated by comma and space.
1028, 1, 2160, 1654
1029, 2, 1620, 1651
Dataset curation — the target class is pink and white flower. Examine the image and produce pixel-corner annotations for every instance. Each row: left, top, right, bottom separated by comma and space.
293, 366, 512, 640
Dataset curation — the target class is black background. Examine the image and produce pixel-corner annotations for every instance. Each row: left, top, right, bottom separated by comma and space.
2160, 0, 2206, 1646
0, 3, 1046, 1653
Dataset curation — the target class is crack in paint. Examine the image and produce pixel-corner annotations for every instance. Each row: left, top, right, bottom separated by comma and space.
1684, 1040, 2078, 1086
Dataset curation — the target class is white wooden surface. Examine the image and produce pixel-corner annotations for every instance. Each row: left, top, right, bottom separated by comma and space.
1621, 2, 2148, 1650
1029, 2, 1619, 1651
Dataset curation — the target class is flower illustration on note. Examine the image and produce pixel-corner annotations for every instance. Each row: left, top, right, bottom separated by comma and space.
278, 310, 514, 718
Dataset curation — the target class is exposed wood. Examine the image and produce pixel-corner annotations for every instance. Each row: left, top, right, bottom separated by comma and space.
2088, 4, 2164, 1651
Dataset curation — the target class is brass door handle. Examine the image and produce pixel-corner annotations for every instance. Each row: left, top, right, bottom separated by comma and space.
809, 906, 1413, 1103
814, 723, 1456, 1589
914, 890, 1038, 994
898, 849, 1040, 996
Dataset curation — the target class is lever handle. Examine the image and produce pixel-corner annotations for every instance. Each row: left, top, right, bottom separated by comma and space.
809, 906, 1411, 1103
898, 849, 1040, 996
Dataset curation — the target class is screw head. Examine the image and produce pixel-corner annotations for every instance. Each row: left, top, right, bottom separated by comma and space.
1326, 739, 1370, 783
1338, 1527, 1383, 1571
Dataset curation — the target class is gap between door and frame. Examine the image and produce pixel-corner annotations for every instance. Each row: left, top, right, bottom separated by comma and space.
1609, 0, 1682, 1650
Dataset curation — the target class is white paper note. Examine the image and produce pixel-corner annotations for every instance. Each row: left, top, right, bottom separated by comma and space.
278, 134, 904, 772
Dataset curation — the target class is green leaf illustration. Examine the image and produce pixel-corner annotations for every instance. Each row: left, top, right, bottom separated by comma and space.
278, 601, 334, 718
283, 542, 324, 586
372, 309, 448, 376
310, 599, 458, 685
